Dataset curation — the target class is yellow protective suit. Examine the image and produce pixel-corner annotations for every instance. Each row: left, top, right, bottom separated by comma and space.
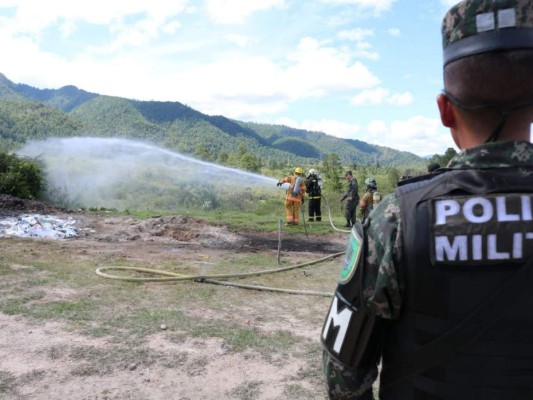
278, 174, 306, 225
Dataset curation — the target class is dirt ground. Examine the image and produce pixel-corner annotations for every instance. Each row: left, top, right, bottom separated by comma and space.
0, 196, 347, 400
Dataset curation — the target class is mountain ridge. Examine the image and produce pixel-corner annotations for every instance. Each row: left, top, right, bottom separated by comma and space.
0, 73, 426, 168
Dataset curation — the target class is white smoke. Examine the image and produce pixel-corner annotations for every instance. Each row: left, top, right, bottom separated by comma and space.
18, 137, 279, 210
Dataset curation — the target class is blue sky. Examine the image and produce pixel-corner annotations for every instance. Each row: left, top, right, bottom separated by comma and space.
0, 0, 460, 156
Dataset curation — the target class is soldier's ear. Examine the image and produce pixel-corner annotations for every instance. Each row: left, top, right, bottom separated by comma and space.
437, 93, 456, 128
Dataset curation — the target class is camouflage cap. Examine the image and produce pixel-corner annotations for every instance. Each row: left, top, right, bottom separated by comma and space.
442, 0, 533, 66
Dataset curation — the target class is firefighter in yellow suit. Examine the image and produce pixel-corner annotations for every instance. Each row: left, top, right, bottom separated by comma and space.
277, 167, 306, 225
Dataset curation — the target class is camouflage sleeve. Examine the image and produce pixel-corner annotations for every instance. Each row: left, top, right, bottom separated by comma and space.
343, 183, 350, 198
350, 181, 359, 199
322, 194, 401, 399
363, 193, 403, 319
323, 350, 377, 400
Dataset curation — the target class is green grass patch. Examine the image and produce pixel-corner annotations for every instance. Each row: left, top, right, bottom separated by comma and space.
45, 343, 189, 377
32, 300, 96, 321
228, 380, 263, 400
283, 384, 315, 399
295, 342, 325, 383
191, 319, 297, 354
0, 291, 45, 315
0, 370, 17, 395
0, 295, 96, 322
105, 308, 188, 336
116, 202, 343, 234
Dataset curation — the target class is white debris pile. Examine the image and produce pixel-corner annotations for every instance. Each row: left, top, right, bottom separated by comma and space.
0, 214, 77, 239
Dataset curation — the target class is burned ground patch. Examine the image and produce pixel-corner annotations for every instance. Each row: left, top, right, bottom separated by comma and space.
238, 230, 346, 254
0, 195, 66, 216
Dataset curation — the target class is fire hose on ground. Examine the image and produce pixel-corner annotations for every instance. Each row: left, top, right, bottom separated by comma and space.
322, 194, 352, 233
95, 251, 344, 297
96, 193, 350, 296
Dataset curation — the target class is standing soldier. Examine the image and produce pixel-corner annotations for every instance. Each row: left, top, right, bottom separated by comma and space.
277, 167, 306, 225
306, 168, 322, 222
340, 171, 359, 228
321, 1, 533, 399
359, 177, 380, 223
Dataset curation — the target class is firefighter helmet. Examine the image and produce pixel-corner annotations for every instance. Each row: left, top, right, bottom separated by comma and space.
365, 177, 377, 187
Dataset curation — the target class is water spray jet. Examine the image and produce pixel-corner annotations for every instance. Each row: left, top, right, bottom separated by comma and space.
18, 137, 280, 211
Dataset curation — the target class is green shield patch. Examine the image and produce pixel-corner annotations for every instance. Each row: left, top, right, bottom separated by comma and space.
339, 229, 363, 284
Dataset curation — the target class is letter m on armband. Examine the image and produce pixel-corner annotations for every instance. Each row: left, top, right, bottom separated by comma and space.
322, 295, 353, 355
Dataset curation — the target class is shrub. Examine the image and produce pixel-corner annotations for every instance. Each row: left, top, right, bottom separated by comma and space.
0, 150, 44, 199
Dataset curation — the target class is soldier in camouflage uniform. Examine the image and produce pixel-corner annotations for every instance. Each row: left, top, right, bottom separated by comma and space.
341, 171, 359, 228
321, 1, 533, 399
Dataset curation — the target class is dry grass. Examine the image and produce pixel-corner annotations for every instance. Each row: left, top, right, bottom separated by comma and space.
0, 213, 344, 399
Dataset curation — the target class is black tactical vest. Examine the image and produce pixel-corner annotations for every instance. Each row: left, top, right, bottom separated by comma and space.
307, 175, 321, 198
379, 167, 533, 400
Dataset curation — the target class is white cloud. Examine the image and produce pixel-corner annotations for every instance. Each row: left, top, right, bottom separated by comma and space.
284, 37, 380, 98
389, 92, 413, 106
353, 46, 380, 61
68, 37, 378, 119
338, 28, 373, 42
388, 28, 400, 36
0, 32, 374, 118
0, 0, 380, 121
440, 0, 459, 7
352, 88, 386, 105
0, 1, 189, 58
0, 35, 70, 89
319, 0, 396, 15
59, 20, 77, 38
275, 115, 454, 156
162, 20, 182, 35
338, 28, 379, 60
226, 34, 250, 47
306, 119, 362, 139
351, 88, 413, 106
0, 0, 189, 34
366, 116, 455, 155
205, 0, 285, 24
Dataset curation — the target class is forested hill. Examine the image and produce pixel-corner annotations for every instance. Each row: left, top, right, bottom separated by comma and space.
0, 73, 426, 168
